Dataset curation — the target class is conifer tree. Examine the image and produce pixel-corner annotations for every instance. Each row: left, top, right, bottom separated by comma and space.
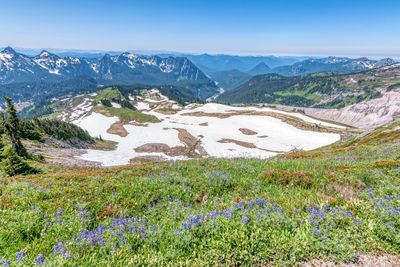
2, 97, 27, 157
0, 146, 38, 176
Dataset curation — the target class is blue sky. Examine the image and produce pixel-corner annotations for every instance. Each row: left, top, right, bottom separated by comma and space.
0, 0, 399, 57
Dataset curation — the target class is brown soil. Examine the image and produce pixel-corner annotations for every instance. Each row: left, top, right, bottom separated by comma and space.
239, 128, 258, 135
303, 254, 400, 266
217, 138, 256, 148
134, 143, 172, 154
199, 122, 208, 126
257, 135, 269, 138
181, 110, 351, 134
24, 140, 102, 167
93, 108, 113, 118
154, 108, 178, 115
134, 128, 207, 158
107, 121, 128, 137
128, 122, 149, 127
129, 155, 166, 163
326, 180, 366, 200
258, 147, 286, 153
181, 111, 242, 119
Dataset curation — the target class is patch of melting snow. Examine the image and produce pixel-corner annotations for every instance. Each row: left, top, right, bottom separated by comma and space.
183, 103, 346, 129
68, 98, 93, 121
111, 102, 121, 108
171, 104, 181, 109
135, 102, 150, 110
71, 90, 343, 167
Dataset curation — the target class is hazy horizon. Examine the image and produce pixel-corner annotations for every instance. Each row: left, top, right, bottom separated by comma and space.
1, 46, 399, 60
1, 0, 400, 59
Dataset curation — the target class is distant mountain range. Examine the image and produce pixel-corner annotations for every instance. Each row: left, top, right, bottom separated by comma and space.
218, 63, 400, 108
210, 70, 252, 91
176, 54, 307, 74
2, 46, 399, 110
270, 56, 397, 76
247, 62, 271, 75
0, 47, 208, 85
211, 56, 398, 90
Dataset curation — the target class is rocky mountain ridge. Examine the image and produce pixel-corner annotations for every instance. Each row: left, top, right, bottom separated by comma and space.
0, 47, 207, 85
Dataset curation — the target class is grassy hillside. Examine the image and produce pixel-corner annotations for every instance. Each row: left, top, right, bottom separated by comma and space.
19, 83, 203, 120
0, 122, 399, 265
218, 64, 400, 108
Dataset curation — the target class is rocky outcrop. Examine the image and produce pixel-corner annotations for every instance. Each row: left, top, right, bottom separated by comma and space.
303, 89, 400, 129
45, 137, 89, 149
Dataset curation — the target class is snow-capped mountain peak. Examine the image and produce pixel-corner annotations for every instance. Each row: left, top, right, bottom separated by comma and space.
1, 46, 17, 57
0, 46, 207, 84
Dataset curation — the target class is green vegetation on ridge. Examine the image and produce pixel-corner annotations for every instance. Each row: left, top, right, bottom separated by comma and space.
218, 64, 400, 108
0, 120, 399, 265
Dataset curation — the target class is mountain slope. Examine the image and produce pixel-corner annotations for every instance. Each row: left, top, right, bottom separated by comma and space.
246, 62, 271, 75
271, 56, 397, 76
218, 63, 400, 109
161, 53, 308, 74
96, 53, 208, 85
0, 75, 100, 105
0, 47, 57, 83
210, 69, 252, 91
0, 47, 208, 85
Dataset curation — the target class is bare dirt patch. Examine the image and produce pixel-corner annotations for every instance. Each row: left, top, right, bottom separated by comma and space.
218, 138, 256, 148
326, 180, 366, 200
129, 155, 166, 163
199, 122, 208, 126
181, 111, 247, 119
303, 253, 400, 266
107, 121, 128, 137
128, 122, 149, 127
134, 143, 172, 154
181, 110, 351, 134
134, 128, 207, 158
24, 141, 101, 167
258, 147, 286, 153
239, 128, 258, 135
155, 108, 178, 115
257, 135, 269, 138
88, 139, 118, 151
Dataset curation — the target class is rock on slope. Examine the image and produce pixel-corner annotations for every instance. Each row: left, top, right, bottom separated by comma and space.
303, 88, 400, 129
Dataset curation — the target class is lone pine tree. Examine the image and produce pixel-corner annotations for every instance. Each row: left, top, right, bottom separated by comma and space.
1, 97, 27, 158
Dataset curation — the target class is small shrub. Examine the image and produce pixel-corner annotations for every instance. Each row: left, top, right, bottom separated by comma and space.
260, 170, 316, 188
100, 98, 112, 107
373, 160, 400, 169
0, 146, 40, 176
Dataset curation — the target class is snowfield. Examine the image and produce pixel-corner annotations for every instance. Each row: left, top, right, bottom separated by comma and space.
69, 90, 344, 166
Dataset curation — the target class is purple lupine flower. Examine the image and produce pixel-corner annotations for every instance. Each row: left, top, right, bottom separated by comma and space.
35, 254, 44, 265
16, 251, 25, 263
57, 208, 64, 216
1, 260, 10, 267
242, 216, 249, 224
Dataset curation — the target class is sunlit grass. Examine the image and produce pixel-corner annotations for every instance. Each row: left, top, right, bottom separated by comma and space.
0, 127, 399, 265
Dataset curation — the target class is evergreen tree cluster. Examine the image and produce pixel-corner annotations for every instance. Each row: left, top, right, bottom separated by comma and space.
32, 118, 94, 142
0, 97, 40, 176
1, 118, 94, 143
